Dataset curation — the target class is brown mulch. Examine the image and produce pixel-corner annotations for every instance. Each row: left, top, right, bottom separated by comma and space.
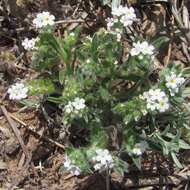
0, 0, 190, 189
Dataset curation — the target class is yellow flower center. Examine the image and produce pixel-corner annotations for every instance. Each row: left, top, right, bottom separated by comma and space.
170, 79, 175, 84
159, 101, 165, 107
44, 16, 49, 21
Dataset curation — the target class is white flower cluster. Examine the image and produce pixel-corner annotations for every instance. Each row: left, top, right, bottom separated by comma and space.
92, 149, 114, 171
111, 6, 136, 27
130, 141, 149, 156
165, 72, 185, 96
65, 97, 86, 114
8, 82, 28, 100
33, 11, 55, 28
106, 17, 118, 31
131, 41, 154, 57
106, 18, 122, 41
106, 5, 136, 41
22, 37, 39, 51
142, 89, 169, 112
63, 156, 81, 176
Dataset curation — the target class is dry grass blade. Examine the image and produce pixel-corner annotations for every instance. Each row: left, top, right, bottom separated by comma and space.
9, 113, 65, 150
0, 105, 29, 159
171, 0, 190, 42
182, 5, 190, 29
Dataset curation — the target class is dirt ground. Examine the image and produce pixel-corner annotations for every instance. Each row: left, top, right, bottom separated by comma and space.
0, 0, 190, 189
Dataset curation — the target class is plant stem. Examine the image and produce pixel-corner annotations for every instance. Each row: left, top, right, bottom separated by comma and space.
106, 169, 110, 190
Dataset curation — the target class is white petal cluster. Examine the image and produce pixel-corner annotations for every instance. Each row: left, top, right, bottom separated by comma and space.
112, 6, 136, 27
106, 17, 118, 31
130, 141, 149, 156
8, 82, 28, 100
112, 6, 128, 17
22, 37, 39, 51
165, 72, 185, 96
65, 97, 86, 114
142, 89, 169, 112
106, 5, 136, 34
131, 41, 154, 56
92, 149, 114, 171
63, 156, 81, 176
106, 18, 121, 41
33, 11, 55, 28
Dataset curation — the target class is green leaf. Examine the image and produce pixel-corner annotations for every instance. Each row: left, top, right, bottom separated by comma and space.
113, 97, 145, 124
171, 152, 183, 169
40, 32, 62, 54
152, 36, 169, 49
59, 70, 65, 85
66, 148, 91, 174
182, 67, 190, 78
132, 156, 141, 170
19, 99, 40, 111
182, 87, 190, 98
90, 126, 108, 147
114, 157, 128, 176
178, 139, 190, 149
62, 77, 82, 99
28, 79, 55, 95
124, 114, 133, 125
100, 0, 110, 5
47, 96, 66, 104
31, 45, 59, 71
99, 87, 110, 102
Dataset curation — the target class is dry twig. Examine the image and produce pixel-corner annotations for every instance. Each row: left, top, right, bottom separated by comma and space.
9, 113, 65, 150
0, 105, 30, 158
14, 19, 96, 32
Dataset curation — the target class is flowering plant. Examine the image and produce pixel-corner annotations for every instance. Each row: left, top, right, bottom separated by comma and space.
8, 7, 190, 176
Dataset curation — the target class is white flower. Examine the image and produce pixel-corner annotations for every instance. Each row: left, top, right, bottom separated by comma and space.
112, 6, 135, 17
86, 36, 92, 42
63, 156, 81, 176
156, 97, 169, 112
130, 41, 142, 56
33, 11, 55, 28
22, 37, 39, 51
131, 141, 149, 156
142, 89, 169, 113
120, 15, 133, 27
94, 163, 102, 171
73, 98, 86, 110
147, 101, 157, 111
107, 27, 122, 41
106, 17, 118, 31
142, 109, 148, 116
63, 156, 72, 168
120, 10, 136, 27
65, 101, 74, 114
116, 31, 122, 41
70, 32, 75, 37
92, 149, 114, 171
140, 41, 154, 55
111, 6, 136, 27
165, 72, 185, 96
86, 59, 91, 64
114, 61, 118, 65
8, 82, 28, 100
69, 166, 81, 176
151, 89, 166, 101
65, 98, 86, 114
106, 18, 114, 30
112, 6, 125, 17
131, 41, 154, 56
138, 55, 144, 60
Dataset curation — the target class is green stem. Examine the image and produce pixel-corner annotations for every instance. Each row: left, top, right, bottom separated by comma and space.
106, 168, 110, 190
